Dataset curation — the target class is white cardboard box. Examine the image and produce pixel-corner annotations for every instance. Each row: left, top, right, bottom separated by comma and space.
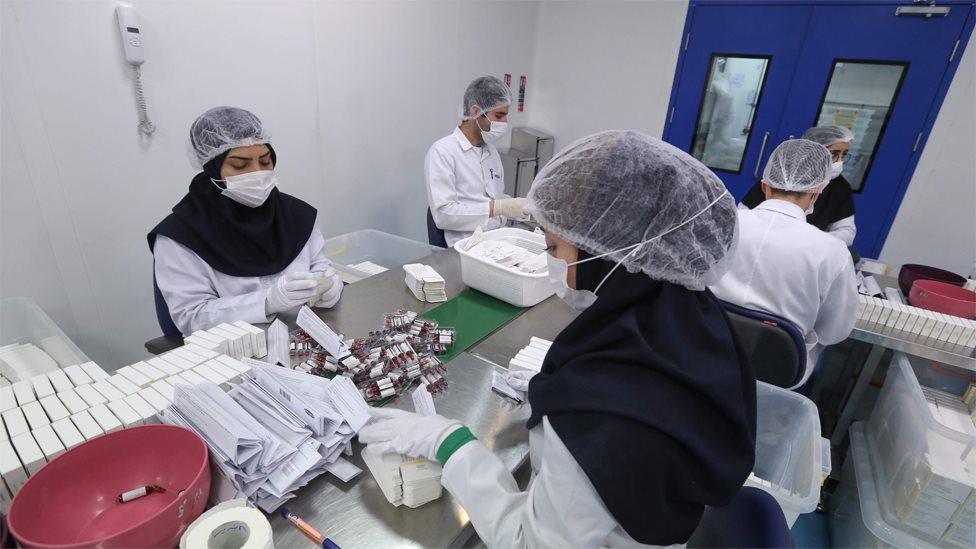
233, 321, 267, 358
0, 386, 16, 413
88, 403, 122, 433
192, 363, 225, 386
38, 394, 70, 422
131, 361, 166, 382
70, 410, 104, 440
91, 380, 125, 402
47, 369, 74, 393
63, 364, 93, 387
207, 326, 244, 358
56, 389, 89, 415
117, 366, 152, 388
146, 357, 181, 376
79, 361, 110, 381
218, 323, 253, 358
21, 401, 50, 430
1, 408, 30, 437
123, 394, 158, 425
184, 343, 220, 361
0, 437, 28, 496
29, 375, 56, 399
150, 379, 176, 401
31, 425, 65, 461
138, 387, 170, 412
10, 432, 45, 474
106, 400, 141, 428
212, 355, 251, 374
74, 384, 107, 408
50, 417, 84, 449
107, 374, 140, 396
158, 353, 196, 372
12, 381, 36, 406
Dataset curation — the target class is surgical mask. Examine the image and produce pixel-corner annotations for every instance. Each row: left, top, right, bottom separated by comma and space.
829, 161, 843, 179
546, 190, 729, 310
480, 114, 508, 144
212, 170, 277, 207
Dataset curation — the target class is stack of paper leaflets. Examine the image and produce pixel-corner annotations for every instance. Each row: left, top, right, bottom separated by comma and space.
403, 264, 447, 303
362, 445, 443, 508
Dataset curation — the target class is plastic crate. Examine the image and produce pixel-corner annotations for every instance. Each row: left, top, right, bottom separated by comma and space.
747, 381, 823, 527
322, 229, 441, 281
454, 228, 555, 307
0, 297, 88, 374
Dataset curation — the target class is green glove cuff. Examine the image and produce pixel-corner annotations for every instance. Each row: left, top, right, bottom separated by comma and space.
435, 426, 477, 464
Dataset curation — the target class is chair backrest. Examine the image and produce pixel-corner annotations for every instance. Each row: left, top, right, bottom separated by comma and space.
720, 300, 806, 389
153, 273, 182, 338
426, 208, 448, 248
687, 486, 793, 548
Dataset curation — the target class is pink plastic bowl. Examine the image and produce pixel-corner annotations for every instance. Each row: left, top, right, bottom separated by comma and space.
910, 279, 976, 320
8, 425, 210, 549
898, 263, 965, 297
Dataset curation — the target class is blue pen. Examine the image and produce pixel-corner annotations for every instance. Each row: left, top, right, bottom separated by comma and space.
280, 507, 341, 549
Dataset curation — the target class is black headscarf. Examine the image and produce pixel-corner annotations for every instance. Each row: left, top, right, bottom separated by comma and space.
741, 174, 855, 231
148, 144, 318, 277
527, 259, 757, 545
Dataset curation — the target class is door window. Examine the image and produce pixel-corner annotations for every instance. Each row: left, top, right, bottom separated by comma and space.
813, 60, 908, 191
691, 55, 771, 172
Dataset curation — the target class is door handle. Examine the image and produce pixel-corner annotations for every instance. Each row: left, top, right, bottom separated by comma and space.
753, 131, 770, 178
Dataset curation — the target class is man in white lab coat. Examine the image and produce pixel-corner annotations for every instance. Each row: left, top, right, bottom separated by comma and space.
711, 139, 858, 388
425, 76, 527, 247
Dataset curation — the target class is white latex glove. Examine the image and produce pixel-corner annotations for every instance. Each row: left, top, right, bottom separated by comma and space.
358, 407, 460, 461
265, 272, 319, 315
307, 271, 337, 307
505, 370, 536, 393
492, 197, 528, 219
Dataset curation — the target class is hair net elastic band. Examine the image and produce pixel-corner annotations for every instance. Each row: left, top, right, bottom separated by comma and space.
573, 189, 731, 295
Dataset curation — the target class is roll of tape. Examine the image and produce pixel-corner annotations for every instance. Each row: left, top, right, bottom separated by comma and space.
180, 499, 273, 549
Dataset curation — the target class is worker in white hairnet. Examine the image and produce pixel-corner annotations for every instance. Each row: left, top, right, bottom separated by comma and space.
711, 139, 858, 388
741, 125, 858, 246
425, 76, 526, 247
148, 106, 342, 336
363, 131, 757, 547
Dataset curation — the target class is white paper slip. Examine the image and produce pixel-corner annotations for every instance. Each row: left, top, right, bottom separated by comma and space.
2, 408, 30, 437
491, 370, 524, 404
39, 395, 70, 422
47, 370, 74, 393
107, 400, 142, 428
10, 432, 45, 474
48, 419, 83, 452
56, 389, 89, 415
31, 425, 65, 461
117, 366, 152, 388
131, 361, 166, 382
107, 374, 141, 396
70, 410, 104, 440
138, 387, 170, 412
324, 376, 370, 432
0, 386, 16, 413
91, 380, 125, 402
63, 364, 93, 387
266, 319, 291, 368
29, 375, 56, 399
325, 457, 362, 482
21, 401, 50, 430
147, 357, 181, 376
412, 385, 436, 416
88, 403, 123, 433
297, 306, 350, 358
12, 381, 36, 406
79, 361, 110, 381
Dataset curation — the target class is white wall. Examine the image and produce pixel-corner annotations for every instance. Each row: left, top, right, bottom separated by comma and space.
528, 0, 688, 150
1, 0, 538, 368
879, 33, 976, 277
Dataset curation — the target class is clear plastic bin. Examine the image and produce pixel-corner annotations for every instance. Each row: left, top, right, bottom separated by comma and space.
862, 352, 975, 547
322, 229, 441, 281
454, 228, 555, 307
748, 381, 823, 527
0, 297, 88, 372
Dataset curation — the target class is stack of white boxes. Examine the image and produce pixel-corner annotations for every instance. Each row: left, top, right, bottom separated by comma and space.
183, 321, 268, 361
0, 321, 267, 511
855, 295, 976, 355
508, 337, 552, 374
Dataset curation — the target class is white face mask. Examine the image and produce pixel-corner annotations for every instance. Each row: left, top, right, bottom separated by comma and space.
545, 189, 730, 310
829, 160, 843, 179
213, 170, 277, 207
480, 114, 508, 144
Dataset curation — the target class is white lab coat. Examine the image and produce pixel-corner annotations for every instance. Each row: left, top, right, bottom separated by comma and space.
425, 127, 507, 246
153, 226, 342, 335
737, 203, 856, 246
441, 417, 668, 548
712, 200, 858, 387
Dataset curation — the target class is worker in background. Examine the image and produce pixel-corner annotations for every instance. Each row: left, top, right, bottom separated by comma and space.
711, 139, 858, 388
363, 131, 756, 547
425, 76, 527, 247
148, 106, 342, 336
740, 125, 857, 246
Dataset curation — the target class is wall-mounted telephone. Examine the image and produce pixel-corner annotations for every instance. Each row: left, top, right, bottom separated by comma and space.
115, 3, 155, 136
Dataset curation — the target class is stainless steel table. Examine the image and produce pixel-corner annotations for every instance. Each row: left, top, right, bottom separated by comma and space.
269, 248, 576, 547
831, 275, 975, 445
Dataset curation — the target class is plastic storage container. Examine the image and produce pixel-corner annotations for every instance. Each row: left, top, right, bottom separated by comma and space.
747, 381, 823, 527
322, 229, 441, 282
454, 228, 555, 307
0, 297, 87, 372
860, 352, 976, 547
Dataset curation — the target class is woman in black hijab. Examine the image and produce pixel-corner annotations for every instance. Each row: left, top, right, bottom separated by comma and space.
741, 125, 857, 246
358, 131, 756, 547
148, 107, 342, 336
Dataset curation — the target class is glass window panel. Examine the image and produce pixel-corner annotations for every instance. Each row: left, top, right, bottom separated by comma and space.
691, 55, 771, 172
814, 61, 908, 192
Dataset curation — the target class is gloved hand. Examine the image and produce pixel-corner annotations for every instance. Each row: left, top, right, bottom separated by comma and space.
265, 272, 319, 315
505, 370, 536, 402
491, 197, 528, 219
306, 271, 337, 307
358, 407, 461, 461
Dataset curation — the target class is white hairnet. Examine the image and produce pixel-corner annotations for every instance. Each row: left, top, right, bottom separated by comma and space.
460, 76, 512, 120
762, 139, 831, 192
187, 106, 270, 169
527, 130, 738, 291
801, 125, 854, 148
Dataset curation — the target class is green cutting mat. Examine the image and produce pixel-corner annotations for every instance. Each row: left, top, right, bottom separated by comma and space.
420, 289, 525, 363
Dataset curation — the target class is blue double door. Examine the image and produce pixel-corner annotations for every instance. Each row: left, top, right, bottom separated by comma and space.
664, 1, 974, 257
